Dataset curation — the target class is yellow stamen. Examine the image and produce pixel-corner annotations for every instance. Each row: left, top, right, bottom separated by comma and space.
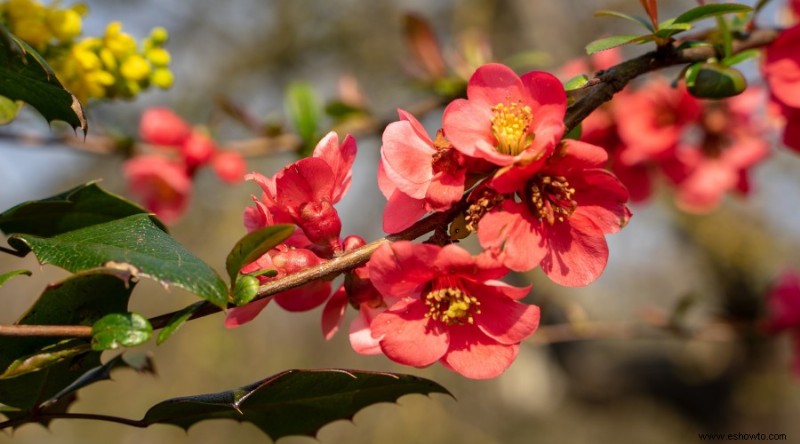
491, 99, 534, 155
530, 175, 577, 225
424, 285, 481, 326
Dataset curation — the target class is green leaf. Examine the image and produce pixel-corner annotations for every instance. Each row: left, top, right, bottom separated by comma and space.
0, 269, 134, 410
156, 301, 205, 345
0, 24, 87, 134
232, 275, 260, 306
594, 10, 655, 32
91, 313, 152, 351
224, 224, 294, 284
10, 214, 228, 308
142, 369, 451, 440
564, 74, 589, 91
1, 341, 91, 380
673, 3, 753, 24
586, 34, 653, 55
653, 22, 693, 39
0, 269, 31, 287
285, 82, 322, 157
723, 49, 760, 66
0, 181, 166, 238
0, 95, 20, 125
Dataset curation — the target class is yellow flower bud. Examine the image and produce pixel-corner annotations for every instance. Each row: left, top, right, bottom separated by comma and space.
151, 68, 174, 89
149, 26, 169, 45
120, 54, 151, 81
47, 8, 82, 40
145, 47, 170, 67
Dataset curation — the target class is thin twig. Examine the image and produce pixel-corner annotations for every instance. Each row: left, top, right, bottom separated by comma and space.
0, 412, 146, 430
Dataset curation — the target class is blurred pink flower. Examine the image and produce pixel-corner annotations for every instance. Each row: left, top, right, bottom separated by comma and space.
139, 108, 192, 147
368, 241, 540, 379
211, 151, 247, 183
123, 155, 191, 224
763, 271, 800, 376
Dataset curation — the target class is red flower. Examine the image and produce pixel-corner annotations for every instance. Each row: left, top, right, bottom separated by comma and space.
613, 79, 701, 165
123, 155, 191, 224
378, 110, 466, 233
477, 140, 631, 286
244, 131, 356, 252
367, 241, 540, 379
442, 63, 567, 167
139, 108, 191, 147
211, 150, 247, 184
763, 24, 800, 152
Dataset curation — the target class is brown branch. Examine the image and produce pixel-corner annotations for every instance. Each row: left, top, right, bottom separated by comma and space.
0, 28, 781, 339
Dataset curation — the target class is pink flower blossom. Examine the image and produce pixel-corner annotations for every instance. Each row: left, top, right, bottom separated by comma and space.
139, 108, 192, 147
613, 79, 701, 165
763, 24, 800, 152
378, 110, 467, 233
477, 140, 631, 286
211, 150, 247, 183
442, 63, 567, 167
123, 155, 191, 224
367, 241, 540, 379
244, 132, 356, 252
182, 130, 216, 170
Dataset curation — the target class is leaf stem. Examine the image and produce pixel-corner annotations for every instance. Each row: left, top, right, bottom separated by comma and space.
0, 412, 146, 430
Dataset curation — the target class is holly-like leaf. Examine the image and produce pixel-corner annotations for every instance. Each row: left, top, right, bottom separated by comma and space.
586, 34, 653, 55
141, 369, 451, 440
0, 269, 31, 287
156, 301, 205, 345
0, 270, 134, 410
672, 3, 752, 25
224, 224, 294, 284
0, 181, 166, 238
91, 313, 152, 351
9, 214, 228, 308
0, 24, 87, 133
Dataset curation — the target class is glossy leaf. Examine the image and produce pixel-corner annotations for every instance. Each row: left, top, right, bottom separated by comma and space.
673, 3, 752, 24
0, 24, 87, 133
0, 269, 31, 287
0, 270, 134, 410
653, 22, 693, 39
91, 313, 152, 351
224, 224, 294, 284
10, 214, 228, 308
586, 34, 652, 55
0, 341, 90, 380
0, 181, 166, 238
156, 301, 206, 345
142, 369, 451, 440
594, 10, 654, 32
232, 275, 260, 306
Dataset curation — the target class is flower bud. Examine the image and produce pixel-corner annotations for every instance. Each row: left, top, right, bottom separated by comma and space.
686, 62, 747, 99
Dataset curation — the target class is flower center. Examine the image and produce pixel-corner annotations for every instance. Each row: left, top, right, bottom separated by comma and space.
491, 99, 533, 156
529, 175, 577, 225
424, 279, 481, 326
431, 129, 462, 173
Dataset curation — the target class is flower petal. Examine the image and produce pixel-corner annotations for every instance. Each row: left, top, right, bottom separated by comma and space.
371, 298, 449, 367
225, 297, 271, 328
540, 222, 609, 287
440, 325, 519, 379
467, 282, 540, 344
349, 305, 386, 355
368, 241, 438, 297
321, 285, 348, 340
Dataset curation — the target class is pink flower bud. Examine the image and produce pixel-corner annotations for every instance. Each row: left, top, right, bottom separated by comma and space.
140, 108, 191, 146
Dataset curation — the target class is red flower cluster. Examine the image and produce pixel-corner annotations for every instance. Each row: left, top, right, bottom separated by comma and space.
235, 63, 632, 379
763, 271, 800, 376
124, 108, 247, 223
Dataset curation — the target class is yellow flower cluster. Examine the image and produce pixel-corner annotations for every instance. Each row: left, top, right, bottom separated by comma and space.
1, 0, 173, 103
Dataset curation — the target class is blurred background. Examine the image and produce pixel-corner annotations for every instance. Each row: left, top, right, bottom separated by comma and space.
2, 0, 800, 443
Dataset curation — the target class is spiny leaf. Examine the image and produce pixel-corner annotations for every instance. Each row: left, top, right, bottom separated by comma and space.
673, 3, 753, 25
9, 214, 228, 308
0, 24, 87, 133
141, 369, 451, 441
0, 181, 166, 238
586, 34, 653, 55
224, 224, 294, 285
